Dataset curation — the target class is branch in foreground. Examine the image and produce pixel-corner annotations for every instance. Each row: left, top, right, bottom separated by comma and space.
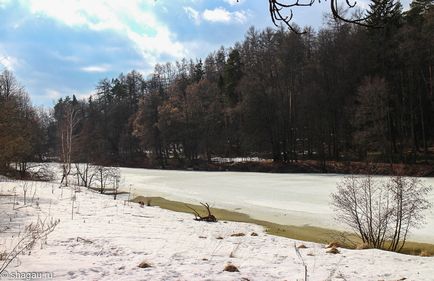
186, 202, 217, 222
0, 217, 60, 274
267, 0, 378, 33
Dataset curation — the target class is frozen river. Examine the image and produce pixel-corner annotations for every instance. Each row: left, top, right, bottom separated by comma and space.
120, 168, 434, 243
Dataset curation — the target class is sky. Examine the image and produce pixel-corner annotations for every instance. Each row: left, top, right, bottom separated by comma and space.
0, 0, 410, 107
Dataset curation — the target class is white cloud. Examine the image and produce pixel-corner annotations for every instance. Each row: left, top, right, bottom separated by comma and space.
23, 0, 187, 63
0, 0, 11, 8
51, 51, 81, 63
80, 64, 111, 73
203, 7, 231, 23
44, 88, 95, 102
76, 90, 95, 101
202, 7, 247, 24
45, 89, 61, 99
0, 55, 20, 71
184, 6, 201, 25
232, 10, 247, 23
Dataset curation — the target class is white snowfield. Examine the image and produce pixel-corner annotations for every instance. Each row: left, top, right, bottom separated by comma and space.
1, 179, 434, 281
120, 168, 434, 244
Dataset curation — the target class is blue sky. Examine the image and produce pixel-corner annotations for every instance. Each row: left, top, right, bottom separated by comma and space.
0, 0, 409, 106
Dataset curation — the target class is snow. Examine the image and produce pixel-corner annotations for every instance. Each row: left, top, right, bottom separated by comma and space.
119, 168, 434, 243
1, 178, 434, 281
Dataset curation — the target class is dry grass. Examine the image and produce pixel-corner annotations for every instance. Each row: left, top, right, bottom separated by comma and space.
326, 247, 340, 254
229, 242, 241, 258
250, 232, 258, 236
297, 244, 308, 249
224, 264, 239, 272
356, 243, 370, 250
326, 241, 341, 248
138, 261, 152, 268
419, 250, 432, 257
231, 233, 245, 237
0, 251, 7, 261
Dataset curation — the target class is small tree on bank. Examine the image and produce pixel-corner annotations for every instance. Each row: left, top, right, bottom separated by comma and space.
56, 98, 80, 186
331, 174, 432, 252
95, 166, 120, 195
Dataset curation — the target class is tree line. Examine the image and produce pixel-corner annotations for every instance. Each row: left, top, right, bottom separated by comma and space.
1, 0, 433, 174
0, 70, 48, 177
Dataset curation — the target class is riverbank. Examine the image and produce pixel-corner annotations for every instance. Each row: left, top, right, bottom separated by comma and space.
2, 179, 434, 280
134, 159, 434, 177
133, 196, 434, 256
120, 167, 434, 243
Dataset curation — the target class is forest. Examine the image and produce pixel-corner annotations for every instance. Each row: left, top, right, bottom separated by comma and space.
0, 0, 433, 175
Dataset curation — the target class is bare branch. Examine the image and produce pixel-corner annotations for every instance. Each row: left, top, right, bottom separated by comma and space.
266, 0, 381, 34
186, 202, 217, 222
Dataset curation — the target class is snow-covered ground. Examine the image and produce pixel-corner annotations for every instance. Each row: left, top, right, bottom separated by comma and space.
1, 178, 433, 281
120, 168, 434, 243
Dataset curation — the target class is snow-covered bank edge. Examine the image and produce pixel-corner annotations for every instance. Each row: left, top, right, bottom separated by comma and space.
1, 179, 434, 280
130, 195, 434, 257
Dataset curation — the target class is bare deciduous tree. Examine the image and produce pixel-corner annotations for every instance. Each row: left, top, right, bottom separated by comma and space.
58, 103, 80, 187
95, 166, 120, 195
387, 176, 432, 251
331, 174, 432, 252
75, 163, 96, 188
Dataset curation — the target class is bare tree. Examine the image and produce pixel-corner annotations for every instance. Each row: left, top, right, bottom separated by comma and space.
331, 174, 432, 251
75, 163, 96, 188
95, 166, 120, 195
58, 103, 80, 187
387, 176, 432, 252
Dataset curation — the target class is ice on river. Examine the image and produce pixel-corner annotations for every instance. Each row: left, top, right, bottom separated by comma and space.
120, 168, 434, 243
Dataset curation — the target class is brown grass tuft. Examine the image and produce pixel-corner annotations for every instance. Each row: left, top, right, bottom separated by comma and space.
0, 251, 7, 260
250, 232, 258, 236
224, 264, 239, 272
231, 233, 245, 237
420, 250, 432, 257
216, 236, 224, 240
326, 241, 341, 248
297, 244, 308, 249
356, 243, 370, 250
326, 246, 340, 254
138, 261, 152, 268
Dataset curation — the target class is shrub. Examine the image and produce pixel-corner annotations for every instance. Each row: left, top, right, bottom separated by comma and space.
331, 175, 432, 252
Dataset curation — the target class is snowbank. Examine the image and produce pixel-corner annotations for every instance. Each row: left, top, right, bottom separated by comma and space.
1, 180, 433, 280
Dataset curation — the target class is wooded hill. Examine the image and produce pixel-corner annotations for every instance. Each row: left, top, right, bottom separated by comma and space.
1, 0, 433, 175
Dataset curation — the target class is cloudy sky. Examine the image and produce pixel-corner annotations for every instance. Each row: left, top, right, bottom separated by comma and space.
0, 0, 409, 106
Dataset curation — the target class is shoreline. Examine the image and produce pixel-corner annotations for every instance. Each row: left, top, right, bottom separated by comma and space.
120, 159, 434, 177
131, 195, 434, 256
